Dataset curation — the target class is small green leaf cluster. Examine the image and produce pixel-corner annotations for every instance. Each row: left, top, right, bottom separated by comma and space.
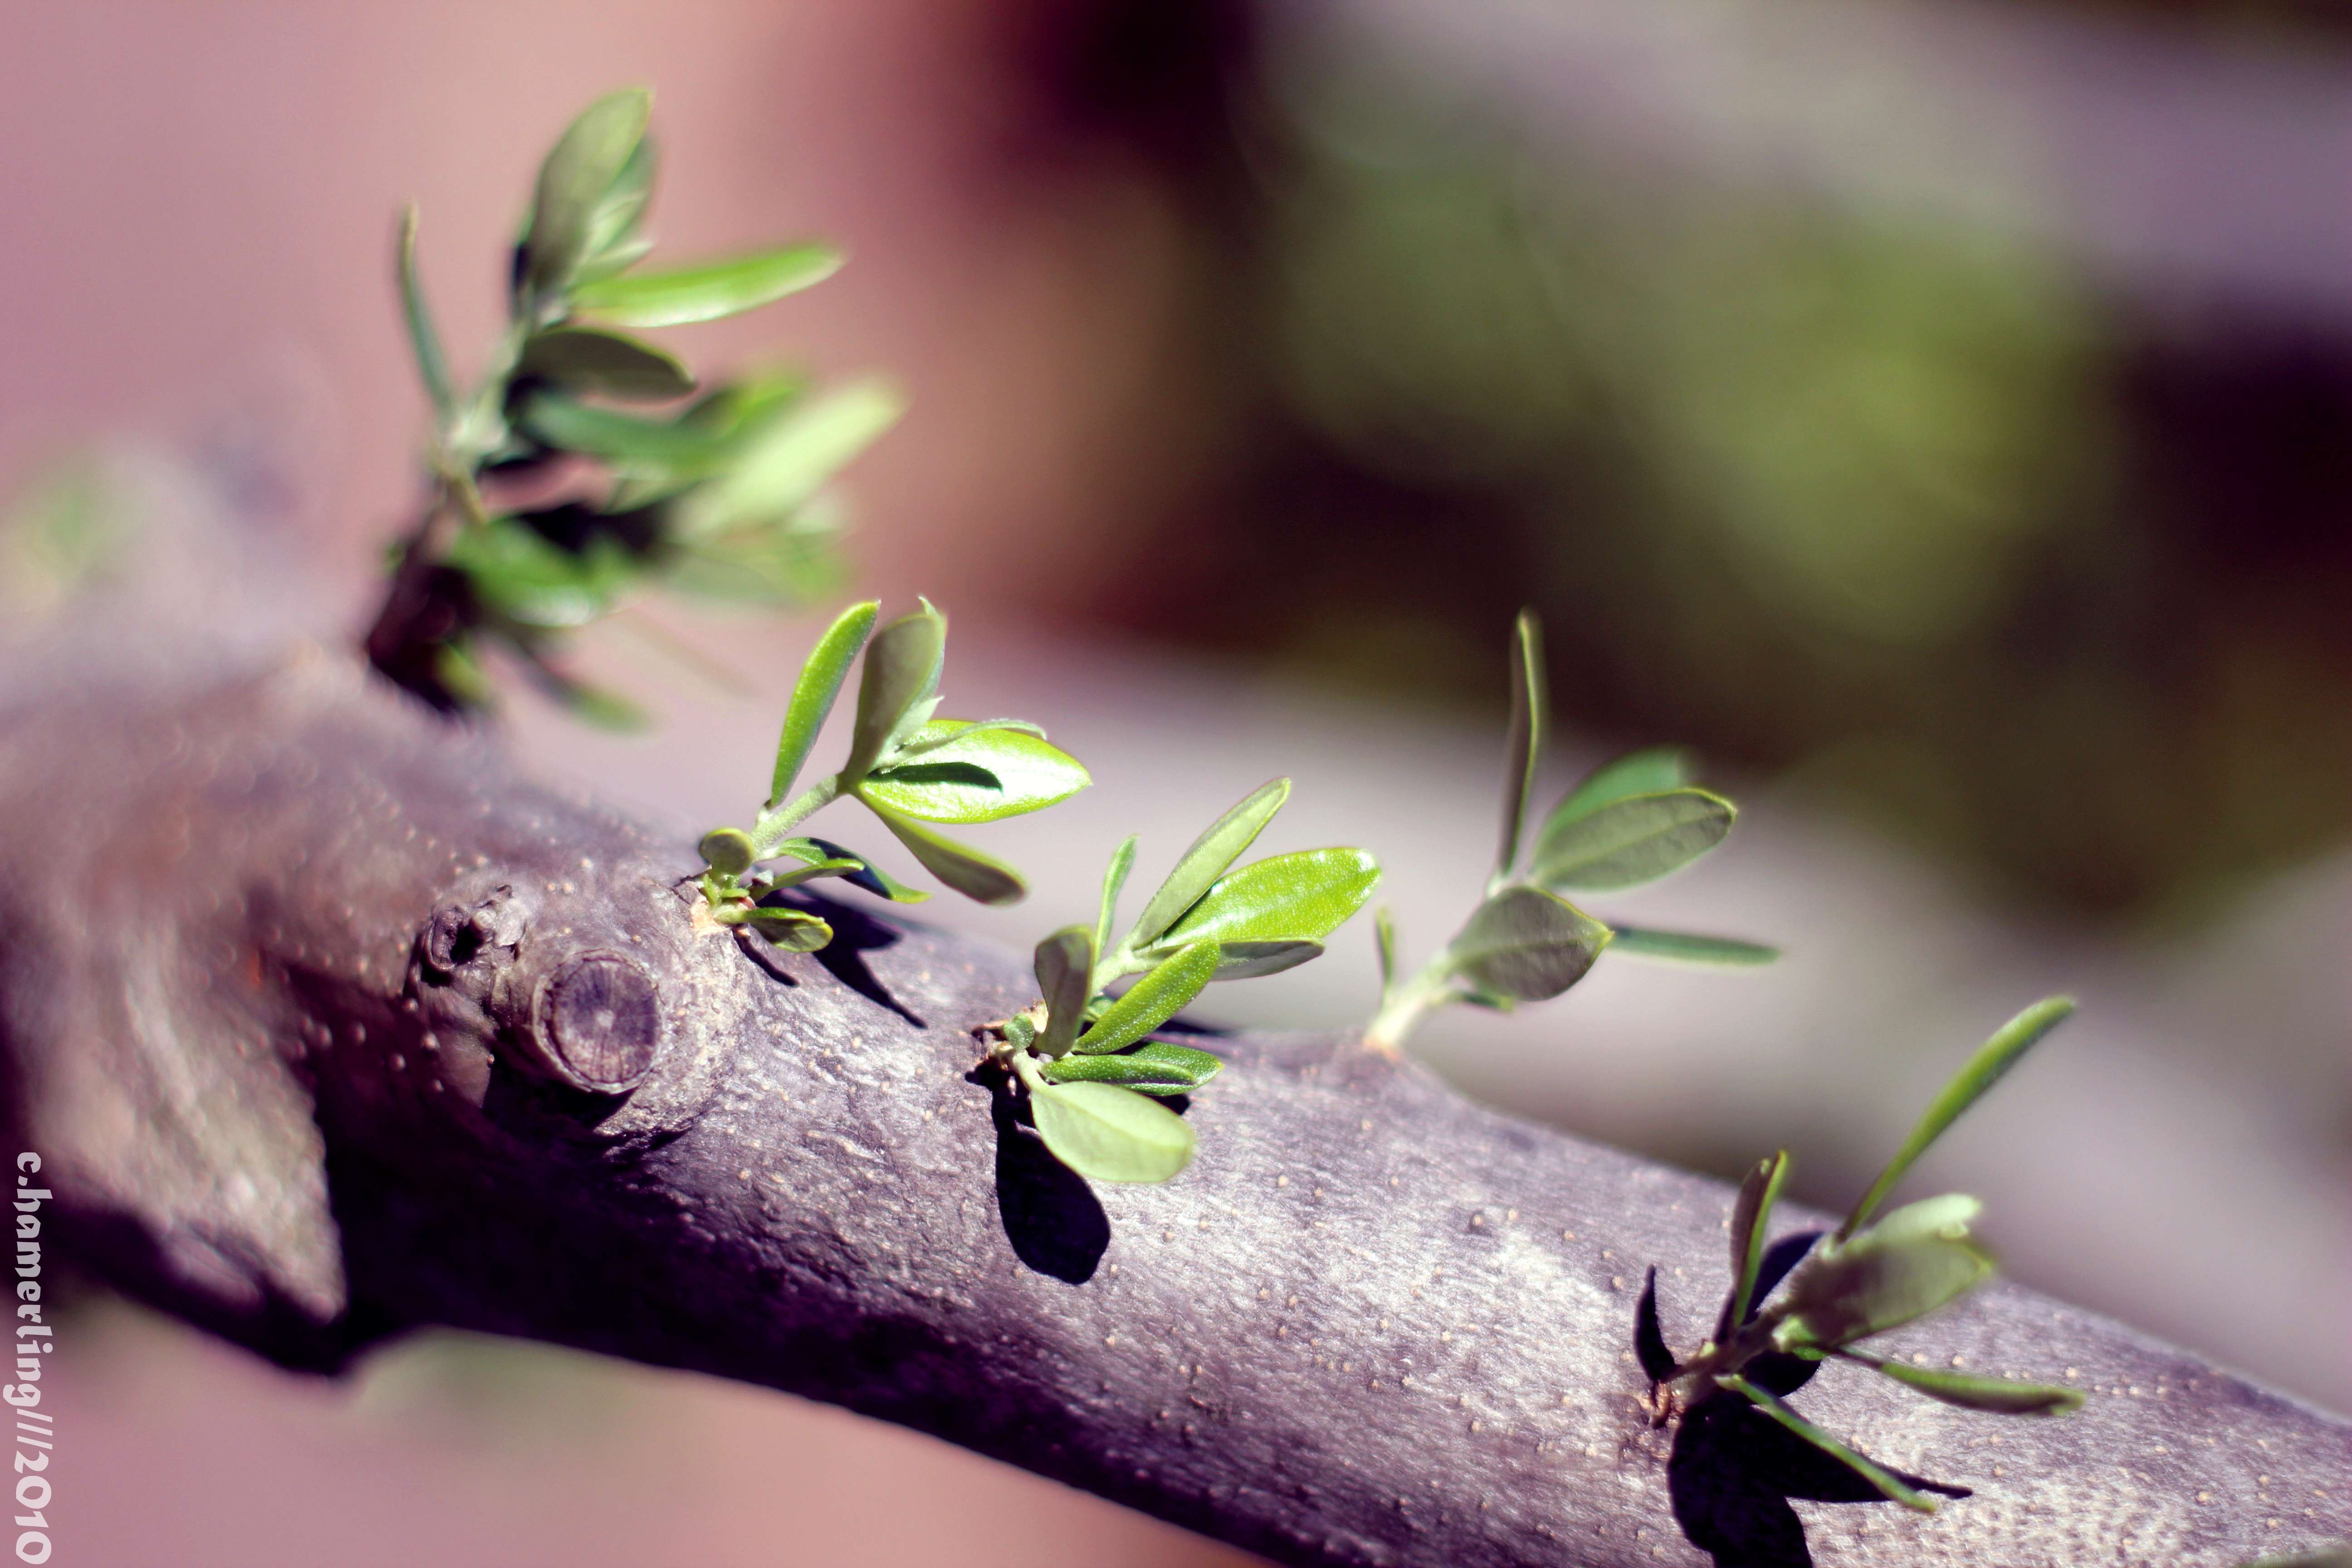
982, 781, 1380, 1184
1634, 997, 2083, 1513
374, 87, 897, 719
696, 599, 1086, 950
1366, 610, 1776, 1050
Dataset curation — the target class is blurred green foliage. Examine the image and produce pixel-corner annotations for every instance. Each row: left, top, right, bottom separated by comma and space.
1101, 35, 2352, 921
0, 456, 127, 622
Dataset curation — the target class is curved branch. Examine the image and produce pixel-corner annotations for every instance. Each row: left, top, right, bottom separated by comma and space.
0, 650, 2342, 1566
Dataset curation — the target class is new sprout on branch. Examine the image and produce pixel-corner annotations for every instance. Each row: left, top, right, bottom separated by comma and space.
695, 599, 1087, 952
370, 87, 900, 721
1633, 997, 2084, 1514
1366, 608, 1778, 1051
979, 781, 1380, 1184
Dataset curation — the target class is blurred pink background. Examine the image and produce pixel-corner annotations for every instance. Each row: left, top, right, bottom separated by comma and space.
6, 1, 2352, 1563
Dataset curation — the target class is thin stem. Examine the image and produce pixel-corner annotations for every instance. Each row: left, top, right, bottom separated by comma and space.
1091, 946, 1150, 995
441, 464, 495, 531
750, 773, 843, 855
1364, 950, 1458, 1053
437, 316, 533, 480
363, 485, 465, 692
1007, 1049, 1048, 1096
366, 265, 554, 713
1671, 1313, 1789, 1389
372, 313, 520, 652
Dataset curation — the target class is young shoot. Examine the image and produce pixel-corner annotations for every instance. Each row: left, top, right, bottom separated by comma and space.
695, 599, 1087, 951
370, 86, 900, 721
980, 780, 1380, 1184
1366, 609, 1777, 1050
1632, 997, 2083, 1514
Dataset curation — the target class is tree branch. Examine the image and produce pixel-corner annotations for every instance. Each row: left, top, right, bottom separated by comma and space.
2, 647, 2343, 1566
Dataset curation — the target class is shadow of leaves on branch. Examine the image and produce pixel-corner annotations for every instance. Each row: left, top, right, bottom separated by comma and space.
799, 895, 924, 1028
1653, 1228, 1970, 1566
1668, 1383, 1970, 1567
975, 1065, 1110, 1284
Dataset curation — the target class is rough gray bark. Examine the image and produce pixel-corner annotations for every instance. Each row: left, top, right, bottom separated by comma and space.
1, 645, 2344, 1567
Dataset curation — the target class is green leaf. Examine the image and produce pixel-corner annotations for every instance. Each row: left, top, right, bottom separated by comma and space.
1719, 1376, 1938, 1512
571, 233, 656, 289
1442, 885, 1612, 1002
673, 378, 903, 539
1150, 848, 1380, 952
571, 243, 844, 327
743, 906, 832, 951
1607, 927, 1779, 967
799, 837, 931, 903
1374, 906, 1399, 993
1029, 1081, 1195, 1183
887, 717, 1046, 758
1496, 609, 1545, 880
1127, 779, 1290, 951
770, 600, 877, 805
1034, 926, 1096, 1059
1002, 1013, 1037, 1053
397, 206, 456, 425
519, 392, 731, 468
1529, 789, 1736, 892
516, 327, 695, 400
764, 857, 866, 890
1862, 1192, 1984, 1247
1777, 1197, 1993, 1351
857, 721, 1089, 823
1094, 835, 1138, 960
698, 827, 755, 877
445, 516, 635, 629
845, 603, 946, 779
1041, 1041, 1222, 1096
1842, 1352, 2083, 1417
523, 88, 653, 299
1727, 1150, 1792, 1330
598, 372, 807, 509
1543, 747, 1695, 835
683, 370, 806, 438
574, 132, 657, 279
862, 796, 1024, 906
1074, 941, 1218, 1055
1838, 996, 2075, 1243
662, 518, 840, 605
1207, 940, 1323, 980
547, 677, 647, 732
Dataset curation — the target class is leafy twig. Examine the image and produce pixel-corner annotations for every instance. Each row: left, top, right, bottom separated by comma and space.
1367, 609, 1775, 1051
977, 783, 1379, 1183
368, 87, 896, 720
1634, 998, 2084, 1513
694, 599, 1086, 951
